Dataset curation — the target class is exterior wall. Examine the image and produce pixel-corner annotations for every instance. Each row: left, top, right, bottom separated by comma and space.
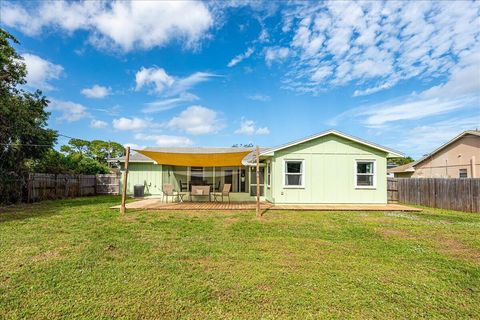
413, 134, 480, 178
270, 135, 388, 204
120, 163, 163, 195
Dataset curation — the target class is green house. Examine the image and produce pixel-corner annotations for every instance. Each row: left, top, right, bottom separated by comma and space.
114, 130, 403, 204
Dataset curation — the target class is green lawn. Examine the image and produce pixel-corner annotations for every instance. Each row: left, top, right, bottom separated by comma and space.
0, 196, 479, 319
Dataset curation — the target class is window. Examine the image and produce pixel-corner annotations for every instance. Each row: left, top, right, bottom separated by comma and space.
267, 163, 271, 188
250, 167, 265, 196
355, 160, 375, 188
459, 169, 468, 178
284, 160, 304, 187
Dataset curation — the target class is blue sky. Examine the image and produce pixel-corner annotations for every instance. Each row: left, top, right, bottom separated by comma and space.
1, 0, 479, 158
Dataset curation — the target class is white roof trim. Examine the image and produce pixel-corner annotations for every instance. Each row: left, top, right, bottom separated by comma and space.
260, 129, 404, 158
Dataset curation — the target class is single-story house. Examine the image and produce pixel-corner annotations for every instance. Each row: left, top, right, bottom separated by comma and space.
112, 129, 404, 204
388, 130, 480, 178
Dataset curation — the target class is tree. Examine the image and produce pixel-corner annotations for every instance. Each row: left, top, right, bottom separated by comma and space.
89, 140, 124, 163
0, 30, 57, 175
61, 138, 124, 164
0, 29, 58, 202
389, 156, 415, 166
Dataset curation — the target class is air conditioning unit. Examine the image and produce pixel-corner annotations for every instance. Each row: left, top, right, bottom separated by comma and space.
133, 185, 145, 198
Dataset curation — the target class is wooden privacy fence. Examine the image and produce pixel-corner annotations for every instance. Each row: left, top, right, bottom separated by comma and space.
388, 178, 480, 213
25, 173, 120, 203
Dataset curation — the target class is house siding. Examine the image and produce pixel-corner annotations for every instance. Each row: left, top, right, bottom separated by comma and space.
270, 135, 388, 204
120, 163, 163, 196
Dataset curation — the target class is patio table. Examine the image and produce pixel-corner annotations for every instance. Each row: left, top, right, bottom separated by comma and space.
177, 192, 189, 202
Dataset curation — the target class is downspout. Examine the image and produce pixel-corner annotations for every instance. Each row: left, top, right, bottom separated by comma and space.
472, 156, 476, 178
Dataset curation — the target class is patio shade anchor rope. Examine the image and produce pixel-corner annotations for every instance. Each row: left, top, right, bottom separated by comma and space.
134, 149, 253, 167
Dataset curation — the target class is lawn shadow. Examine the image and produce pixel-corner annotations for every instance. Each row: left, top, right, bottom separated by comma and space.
0, 196, 120, 223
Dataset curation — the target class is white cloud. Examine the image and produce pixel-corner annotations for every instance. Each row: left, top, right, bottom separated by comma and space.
330, 47, 480, 127
234, 118, 270, 135
397, 117, 480, 157
142, 93, 199, 114
255, 127, 270, 135
81, 85, 111, 98
134, 133, 193, 147
135, 67, 216, 96
168, 105, 222, 135
21, 54, 63, 91
278, 1, 480, 95
247, 94, 271, 102
47, 99, 88, 122
90, 119, 108, 129
1, 1, 213, 51
362, 97, 476, 127
264, 46, 290, 66
123, 143, 145, 151
227, 47, 254, 67
112, 117, 151, 131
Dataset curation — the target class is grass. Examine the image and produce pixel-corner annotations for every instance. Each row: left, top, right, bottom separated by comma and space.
0, 196, 479, 319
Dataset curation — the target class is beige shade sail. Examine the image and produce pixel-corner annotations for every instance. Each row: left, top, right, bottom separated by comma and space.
135, 149, 252, 167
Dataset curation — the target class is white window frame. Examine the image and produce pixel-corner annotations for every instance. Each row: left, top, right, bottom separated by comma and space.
283, 159, 305, 188
355, 159, 376, 189
459, 168, 468, 178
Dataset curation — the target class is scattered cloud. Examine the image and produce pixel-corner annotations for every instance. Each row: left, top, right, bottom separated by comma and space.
168, 105, 223, 135
1, 1, 214, 51
234, 118, 270, 135
135, 67, 217, 96
92, 105, 121, 116
247, 94, 271, 102
81, 85, 111, 98
329, 47, 480, 128
47, 99, 89, 122
90, 119, 108, 129
264, 46, 290, 66
278, 1, 480, 95
142, 93, 199, 114
227, 47, 254, 67
393, 117, 480, 158
123, 143, 145, 151
134, 133, 193, 147
112, 117, 151, 131
21, 53, 63, 91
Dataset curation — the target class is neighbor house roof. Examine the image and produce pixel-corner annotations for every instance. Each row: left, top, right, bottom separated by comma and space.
258, 129, 404, 158
108, 152, 154, 163
387, 161, 418, 174
414, 130, 480, 167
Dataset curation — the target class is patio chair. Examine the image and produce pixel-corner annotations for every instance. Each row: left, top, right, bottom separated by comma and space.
179, 180, 188, 192
212, 184, 231, 203
162, 184, 178, 203
191, 185, 211, 201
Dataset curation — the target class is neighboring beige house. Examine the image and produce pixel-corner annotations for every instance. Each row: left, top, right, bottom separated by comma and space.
388, 130, 480, 178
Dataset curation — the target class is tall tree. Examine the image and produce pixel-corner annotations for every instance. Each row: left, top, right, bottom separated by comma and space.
0, 29, 57, 202
0, 29, 57, 175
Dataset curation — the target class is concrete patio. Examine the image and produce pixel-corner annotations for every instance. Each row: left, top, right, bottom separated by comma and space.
111, 199, 421, 212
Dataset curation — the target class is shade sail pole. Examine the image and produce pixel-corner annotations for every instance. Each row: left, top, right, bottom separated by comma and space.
256, 146, 260, 218
120, 146, 130, 214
